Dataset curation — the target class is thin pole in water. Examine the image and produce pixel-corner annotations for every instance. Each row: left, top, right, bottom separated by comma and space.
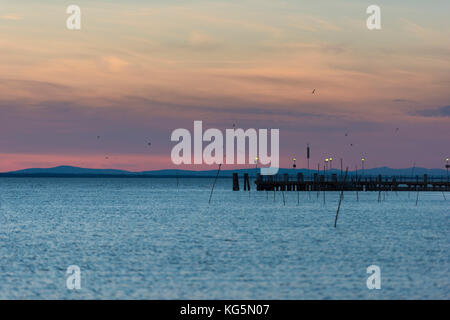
323, 187, 325, 205
409, 162, 416, 199
334, 167, 349, 228
208, 164, 222, 204
317, 163, 320, 199
282, 190, 286, 205
308, 183, 311, 200
323, 165, 326, 205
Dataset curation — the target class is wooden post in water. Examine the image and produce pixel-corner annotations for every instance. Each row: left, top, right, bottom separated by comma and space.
334, 167, 349, 228
409, 163, 416, 198
243, 173, 250, 191
283, 174, 289, 202
297, 173, 303, 205
323, 165, 326, 205
377, 175, 382, 203
393, 177, 398, 196
232, 173, 240, 191
317, 164, 320, 199
209, 164, 222, 204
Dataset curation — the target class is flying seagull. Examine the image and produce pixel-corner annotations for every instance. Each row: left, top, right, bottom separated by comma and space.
312, 89, 316, 94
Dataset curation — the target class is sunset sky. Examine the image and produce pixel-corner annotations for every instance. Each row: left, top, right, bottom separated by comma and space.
1, 0, 449, 172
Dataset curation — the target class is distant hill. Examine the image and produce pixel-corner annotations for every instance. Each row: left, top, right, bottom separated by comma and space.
0, 165, 447, 178
7, 166, 132, 175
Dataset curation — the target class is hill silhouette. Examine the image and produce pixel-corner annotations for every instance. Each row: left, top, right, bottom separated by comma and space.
0, 165, 447, 178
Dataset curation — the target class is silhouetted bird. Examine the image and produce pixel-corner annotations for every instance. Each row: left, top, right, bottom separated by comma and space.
312, 89, 316, 94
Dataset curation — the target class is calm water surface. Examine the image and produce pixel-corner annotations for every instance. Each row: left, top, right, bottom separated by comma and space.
0, 178, 448, 299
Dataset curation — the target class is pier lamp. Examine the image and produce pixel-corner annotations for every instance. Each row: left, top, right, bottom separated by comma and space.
329, 157, 333, 171
446, 157, 449, 181
361, 157, 365, 176
255, 156, 259, 170
325, 158, 329, 172
293, 157, 297, 168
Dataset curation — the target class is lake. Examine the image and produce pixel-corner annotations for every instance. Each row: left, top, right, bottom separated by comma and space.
0, 178, 448, 299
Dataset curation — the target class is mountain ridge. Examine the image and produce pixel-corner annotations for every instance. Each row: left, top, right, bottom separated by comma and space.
1, 165, 447, 177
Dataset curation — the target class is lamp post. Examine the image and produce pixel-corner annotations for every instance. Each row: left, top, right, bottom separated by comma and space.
293, 157, 297, 168
446, 157, 449, 182
361, 157, 365, 176
325, 158, 329, 180
254, 156, 259, 184
306, 144, 310, 171
329, 157, 333, 171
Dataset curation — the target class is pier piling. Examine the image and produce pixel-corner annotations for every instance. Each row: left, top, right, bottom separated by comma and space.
232, 173, 240, 191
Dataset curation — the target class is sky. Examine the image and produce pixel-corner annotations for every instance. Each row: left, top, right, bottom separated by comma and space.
0, 0, 449, 172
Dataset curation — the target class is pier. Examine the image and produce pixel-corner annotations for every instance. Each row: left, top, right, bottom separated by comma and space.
232, 173, 450, 192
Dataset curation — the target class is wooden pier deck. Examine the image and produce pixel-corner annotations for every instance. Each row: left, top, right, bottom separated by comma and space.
233, 173, 450, 192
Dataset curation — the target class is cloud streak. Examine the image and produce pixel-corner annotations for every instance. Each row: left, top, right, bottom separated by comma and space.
1, 14, 22, 21
413, 105, 450, 118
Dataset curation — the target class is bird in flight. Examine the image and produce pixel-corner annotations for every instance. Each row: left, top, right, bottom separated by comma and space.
395, 128, 399, 133
312, 89, 316, 94
345, 132, 349, 137
97, 136, 100, 139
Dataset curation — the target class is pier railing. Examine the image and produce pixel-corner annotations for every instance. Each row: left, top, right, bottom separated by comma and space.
232, 172, 450, 191
257, 174, 449, 183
